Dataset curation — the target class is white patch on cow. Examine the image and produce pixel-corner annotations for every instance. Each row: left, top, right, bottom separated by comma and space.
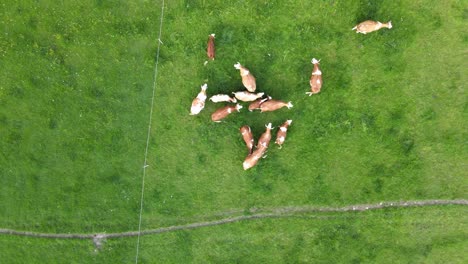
280, 127, 287, 132
190, 105, 202, 115
313, 69, 322, 75
317, 79, 321, 84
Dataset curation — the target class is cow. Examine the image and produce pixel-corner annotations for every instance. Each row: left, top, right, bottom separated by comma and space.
352, 20, 392, 34
307, 58, 322, 96
242, 147, 264, 170
275, 120, 292, 149
207, 33, 215, 60
240, 125, 254, 154
248, 96, 271, 111
259, 100, 293, 112
209, 94, 237, 103
190, 83, 208, 115
243, 123, 273, 170
234, 62, 256, 92
211, 104, 242, 122
232, 91, 264, 102
257, 123, 273, 150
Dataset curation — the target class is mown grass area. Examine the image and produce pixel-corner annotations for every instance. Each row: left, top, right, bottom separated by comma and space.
1, 0, 467, 262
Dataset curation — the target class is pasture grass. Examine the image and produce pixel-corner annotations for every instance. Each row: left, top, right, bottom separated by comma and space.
0, 0, 162, 231
1, 206, 465, 263
144, 0, 467, 224
0, 0, 466, 262
138, 206, 468, 264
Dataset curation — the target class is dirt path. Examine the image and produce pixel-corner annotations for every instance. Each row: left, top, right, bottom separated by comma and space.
1, 199, 466, 243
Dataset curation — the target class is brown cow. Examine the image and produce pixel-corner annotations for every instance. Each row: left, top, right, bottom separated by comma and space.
234, 62, 256, 92
275, 120, 292, 149
240, 125, 254, 154
352, 20, 392, 34
259, 100, 293, 112
248, 96, 271, 111
211, 104, 242, 122
207, 34, 215, 60
307, 58, 322, 96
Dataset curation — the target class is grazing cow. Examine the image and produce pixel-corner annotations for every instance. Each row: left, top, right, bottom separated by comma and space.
232, 91, 264, 102
259, 100, 293, 112
243, 123, 273, 170
307, 58, 322, 96
240, 125, 254, 154
190, 83, 208, 115
211, 104, 242, 122
234, 62, 256, 92
248, 96, 271, 111
207, 34, 215, 60
275, 120, 292, 149
257, 123, 273, 150
352, 20, 392, 34
242, 147, 264, 170
209, 94, 237, 103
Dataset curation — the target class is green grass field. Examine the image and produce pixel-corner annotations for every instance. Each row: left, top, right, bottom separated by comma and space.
1, 0, 467, 263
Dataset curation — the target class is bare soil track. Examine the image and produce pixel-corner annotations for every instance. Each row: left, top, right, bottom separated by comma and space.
1, 199, 466, 244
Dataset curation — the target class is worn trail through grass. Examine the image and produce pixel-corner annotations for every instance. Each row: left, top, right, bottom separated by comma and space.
1, 199, 466, 243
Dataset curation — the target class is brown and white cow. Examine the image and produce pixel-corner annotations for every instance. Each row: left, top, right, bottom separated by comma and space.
190, 83, 208, 115
240, 125, 254, 154
234, 62, 256, 92
307, 58, 322, 96
232, 91, 264, 102
257, 123, 273, 150
209, 94, 237, 103
352, 20, 392, 34
207, 33, 215, 60
248, 96, 271, 111
242, 147, 264, 170
259, 100, 293, 112
275, 120, 292, 149
243, 123, 273, 170
211, 104, 242, 122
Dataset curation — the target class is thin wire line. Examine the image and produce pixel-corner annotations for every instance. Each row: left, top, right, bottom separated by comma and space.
135, 1, 165, 263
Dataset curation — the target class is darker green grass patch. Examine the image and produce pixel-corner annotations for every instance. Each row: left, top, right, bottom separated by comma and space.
355, 0, 382, 22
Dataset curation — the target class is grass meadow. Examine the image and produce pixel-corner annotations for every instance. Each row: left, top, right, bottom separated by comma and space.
1, 0, 467, 263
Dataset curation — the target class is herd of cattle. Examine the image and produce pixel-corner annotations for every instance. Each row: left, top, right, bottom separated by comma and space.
189, 20, 392, 170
